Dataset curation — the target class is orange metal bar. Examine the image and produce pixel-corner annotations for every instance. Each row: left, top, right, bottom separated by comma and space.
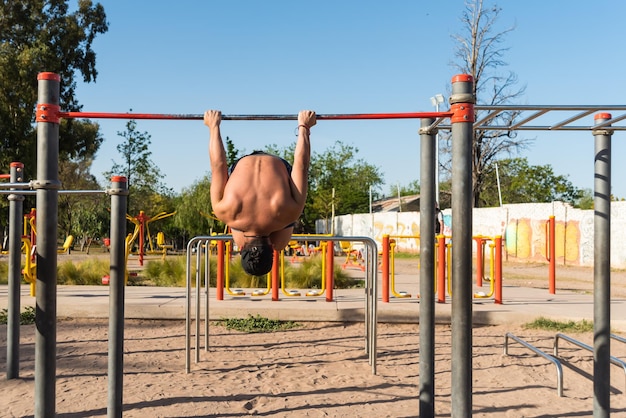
325, 240, 334, 302
271, 250, 280, 301
547, 216, 556, 294
495, 236, 503, 304
216, 241, 225, 301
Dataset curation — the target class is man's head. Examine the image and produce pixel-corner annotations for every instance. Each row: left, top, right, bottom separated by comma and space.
240, 237, 274, 276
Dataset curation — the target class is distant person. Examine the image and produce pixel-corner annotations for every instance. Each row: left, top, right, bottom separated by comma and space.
435, 202, 443, 235
204, 109, 316, 276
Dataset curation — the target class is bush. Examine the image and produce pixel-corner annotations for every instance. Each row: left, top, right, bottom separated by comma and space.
57, 259, 109, 285
0, 306, 35, 325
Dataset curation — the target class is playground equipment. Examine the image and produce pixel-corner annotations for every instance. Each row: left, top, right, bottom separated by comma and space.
126, 210, 176, 266
340, 240, 365, 271
211, 237, 333, 301
13, 72, 623, 417
185, 234, 379, 375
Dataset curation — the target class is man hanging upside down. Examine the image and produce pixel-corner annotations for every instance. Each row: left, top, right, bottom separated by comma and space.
204, 109, 317, 276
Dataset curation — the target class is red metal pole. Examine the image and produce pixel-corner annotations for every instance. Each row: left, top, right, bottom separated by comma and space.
474, 236, 484, 288
381, 235, 390, 303
494, 236, 503, 304
325, 240, 334, 302
548, 216, 556, 294
216, 241, 224, 301
437, 235, 446, 303
271, 250, 280, 301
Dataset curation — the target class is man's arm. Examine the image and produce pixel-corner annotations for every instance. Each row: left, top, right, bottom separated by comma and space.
290, 110, 316, 207
204, 110, 228, 207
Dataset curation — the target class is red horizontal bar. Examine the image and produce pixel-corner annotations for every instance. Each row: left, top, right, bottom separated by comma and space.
57, 111, 453, 121
0, 174, 10, 179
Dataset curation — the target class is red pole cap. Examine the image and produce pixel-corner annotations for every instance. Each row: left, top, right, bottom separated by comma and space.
594, 113, 612, 120
37, 72, 60, 81
451, 74, 474, 83
111, 176, 127, 183
10, 162, 24, 168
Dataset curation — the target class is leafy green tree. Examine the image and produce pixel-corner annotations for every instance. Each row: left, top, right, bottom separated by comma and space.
173, 175, 225, 240
305, 141, 383, 230
480, 158, 583, 206
390, 180, 420, 197
108, 118, 172, 216
0, 0, 108, 174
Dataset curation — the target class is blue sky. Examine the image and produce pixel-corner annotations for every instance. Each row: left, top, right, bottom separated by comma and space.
74, 0, 626, 200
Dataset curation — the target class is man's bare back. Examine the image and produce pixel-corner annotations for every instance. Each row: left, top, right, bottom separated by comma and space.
204, 110, 316, 276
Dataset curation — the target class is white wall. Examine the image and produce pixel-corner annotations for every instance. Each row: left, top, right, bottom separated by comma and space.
316, 201, 626, 268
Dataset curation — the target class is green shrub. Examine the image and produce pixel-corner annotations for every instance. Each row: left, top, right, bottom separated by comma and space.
0, 306, 35, 325
57, 259, 109, 285
0, 261, 9, 285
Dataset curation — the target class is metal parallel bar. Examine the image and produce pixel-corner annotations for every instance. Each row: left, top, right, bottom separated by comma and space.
6, 163, 25, 380
184, 235, 378, 375
35, 72, 59, 418
0, 182, 33, 189
509, 110, 549, 130
450, 75, 475, 417
419, 118, 436, 418
0, 189, 109, 195
550, 110, 595, 129
58, 111, 453, 121
504, 333, 563, 397
593, 113, 612, 416
107, 177, 128, 418
439, 124, 626, 131
612, 334, 626, 345
474, 109, 504, 127
553, 333, 626, 392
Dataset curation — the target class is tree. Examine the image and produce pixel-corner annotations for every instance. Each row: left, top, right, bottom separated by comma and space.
305, 141, 383, 230
108, 118, 172, 216
173, 174, 224, 240
444, 0, 532, 207
0, 0, 108, 173
58, 158, 109, 251
480, 158, 583, 206
390, 180, 420, 197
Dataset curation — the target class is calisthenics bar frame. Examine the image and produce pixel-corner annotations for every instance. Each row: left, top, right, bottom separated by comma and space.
30, 71, 473, 418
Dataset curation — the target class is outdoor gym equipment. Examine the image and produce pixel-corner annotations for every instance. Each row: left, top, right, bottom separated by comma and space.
126, 210, 176, 266
185, 234, 379, 376
16, 71, 623, 417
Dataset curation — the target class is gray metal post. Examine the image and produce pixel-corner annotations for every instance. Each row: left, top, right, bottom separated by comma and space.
593, 113, 612, 418
108, 176, 128, 418
418, 118, 436, 417
35, 72, 61, 417
6, 162, 25, 380
450, 74, 475, 417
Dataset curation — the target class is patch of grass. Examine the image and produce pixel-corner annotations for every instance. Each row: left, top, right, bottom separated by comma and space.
524, 317, 594, 333
0, 306, 36, 325
58, 259, 109, 285
393, 252, 420, 260
0, 261, 9, 285
217, 314, 301, 333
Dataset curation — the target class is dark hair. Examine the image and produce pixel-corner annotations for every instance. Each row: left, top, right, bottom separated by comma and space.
240, 237, 274, 276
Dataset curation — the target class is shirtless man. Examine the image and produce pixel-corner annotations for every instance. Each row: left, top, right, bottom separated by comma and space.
204, 110, 316, 276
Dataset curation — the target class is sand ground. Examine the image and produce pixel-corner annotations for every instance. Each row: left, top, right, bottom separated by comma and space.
2, 255, 626, 417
